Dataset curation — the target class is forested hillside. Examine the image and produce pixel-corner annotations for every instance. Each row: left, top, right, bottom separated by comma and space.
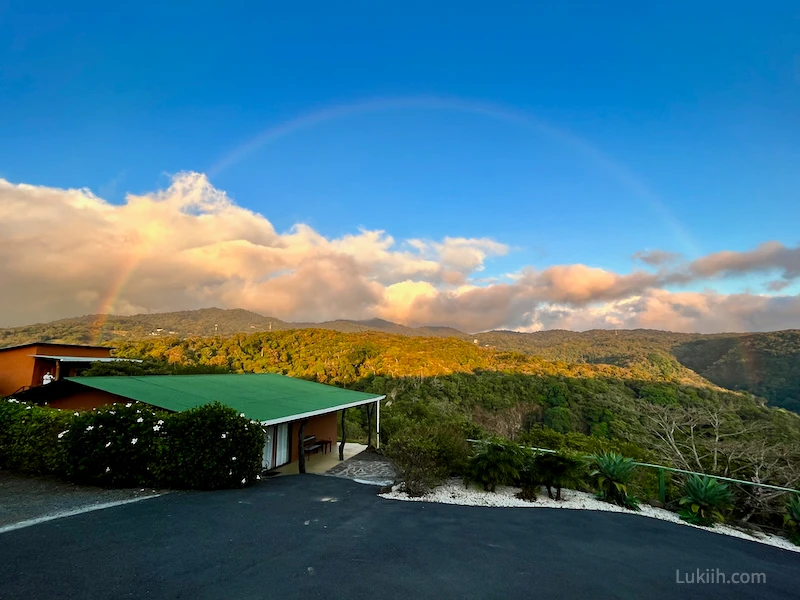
3, 308, 799, 412
476, 329, 800, 412
91, 329, 800, 514
0, 309, 467, 346
0, 308, 286, 346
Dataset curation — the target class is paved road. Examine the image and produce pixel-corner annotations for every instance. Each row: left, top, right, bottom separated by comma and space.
0, 470, 162, 527
1, 476, 797, 600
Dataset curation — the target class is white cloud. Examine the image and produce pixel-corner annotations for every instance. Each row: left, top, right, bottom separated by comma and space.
1, 172, 799, 333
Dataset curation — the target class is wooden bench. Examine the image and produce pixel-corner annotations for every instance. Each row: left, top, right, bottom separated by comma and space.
303, 435, 322, 457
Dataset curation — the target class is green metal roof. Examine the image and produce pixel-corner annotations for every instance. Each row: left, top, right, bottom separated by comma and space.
66, 374, 383, 425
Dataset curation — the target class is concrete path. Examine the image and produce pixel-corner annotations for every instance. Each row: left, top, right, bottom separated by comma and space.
1, 475, 797, 600
323, 448, 397, 485
274, 442, 367, 475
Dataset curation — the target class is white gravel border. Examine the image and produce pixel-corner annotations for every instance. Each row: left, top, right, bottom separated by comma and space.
380, 478, 800, 554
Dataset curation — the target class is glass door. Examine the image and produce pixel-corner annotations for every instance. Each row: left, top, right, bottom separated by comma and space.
262, 426, 275, 470
275, 423, 290, 467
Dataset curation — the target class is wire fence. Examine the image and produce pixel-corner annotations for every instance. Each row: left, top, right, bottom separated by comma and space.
466, 439, 800, 503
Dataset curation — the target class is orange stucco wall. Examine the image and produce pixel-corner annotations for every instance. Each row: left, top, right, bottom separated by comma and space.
0, 347, 37, 397
289, 412, 339, 462
0, 344, 112, 397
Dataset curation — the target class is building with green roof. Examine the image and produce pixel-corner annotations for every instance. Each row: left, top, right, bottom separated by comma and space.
21, 373, 384, 472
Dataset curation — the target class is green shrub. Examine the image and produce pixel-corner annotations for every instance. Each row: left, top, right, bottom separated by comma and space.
678, 475, 734, 527
428, 423, 471, 476
590, 452, 639, 510
156, 402, 263, 490
386, 427, 451, 496
465, 439, 528, 492
2, 399, 263, 491
62, 403, 165, 487
0, 400, 30, 468
0, 400, 73, 474
517, 427, 672, 502
534, 452, 585, 500
516, 451, 541, 501
784, 495, 800, 545
518, 426, 649, 461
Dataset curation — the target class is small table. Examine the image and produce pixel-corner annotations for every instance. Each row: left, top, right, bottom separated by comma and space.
318, 439, 333, 454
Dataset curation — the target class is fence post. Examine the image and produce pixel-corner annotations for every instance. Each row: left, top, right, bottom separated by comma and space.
658, 468, 666, 504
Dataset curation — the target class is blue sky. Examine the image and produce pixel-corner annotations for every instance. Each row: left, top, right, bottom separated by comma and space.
1, 1, 799, 330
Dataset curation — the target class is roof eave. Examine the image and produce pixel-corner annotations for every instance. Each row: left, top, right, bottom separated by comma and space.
259, 395, 386, 426
0, 342, 116, 353
32, 356, 142, 363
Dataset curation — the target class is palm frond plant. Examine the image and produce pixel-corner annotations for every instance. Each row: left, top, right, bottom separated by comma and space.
783, 494, 800, 545
678, 475, 734, 527
464, 439, 528, 492
516, 451, 541, 501
534, 452, 585, 500
590, 452, 640, 511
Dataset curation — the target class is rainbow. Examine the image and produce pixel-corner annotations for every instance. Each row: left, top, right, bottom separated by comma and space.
94, 94, 702, 340
91, 253, 140, 345
208, 94, 699, 255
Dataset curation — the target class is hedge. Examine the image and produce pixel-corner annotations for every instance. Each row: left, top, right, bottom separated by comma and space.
0, 399, 72, 474
0, 399, 264, 490
154, 402, 264, 490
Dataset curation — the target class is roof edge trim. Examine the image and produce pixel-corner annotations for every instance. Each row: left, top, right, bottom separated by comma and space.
259, 395, 386, 426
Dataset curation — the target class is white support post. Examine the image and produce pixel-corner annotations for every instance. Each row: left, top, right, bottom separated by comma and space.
376, 398, 381, 449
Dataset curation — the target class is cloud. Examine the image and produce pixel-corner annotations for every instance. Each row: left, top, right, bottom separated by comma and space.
525, 290, 800, 333
689, 241, 800, 280
632, 249, 683, 266
766, 280, 790, 292
1, 172, 799, 334
519, 265, 662, 305
0, 173, 506, 326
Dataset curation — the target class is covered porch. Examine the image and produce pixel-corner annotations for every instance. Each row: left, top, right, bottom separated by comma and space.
271, 443, 368, 475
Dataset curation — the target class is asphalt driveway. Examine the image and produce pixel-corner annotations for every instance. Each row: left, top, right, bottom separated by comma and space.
1, 475, 797, 599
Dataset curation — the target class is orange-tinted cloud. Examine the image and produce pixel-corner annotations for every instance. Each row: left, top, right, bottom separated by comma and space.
1, 173, 798, 333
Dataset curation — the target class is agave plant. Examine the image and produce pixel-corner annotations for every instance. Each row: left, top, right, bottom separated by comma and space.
534, 452, 585, 500
678, 475, 734, 527
590, 452, 640, 511
464, 440, 528, 492
784, 494, 800, 545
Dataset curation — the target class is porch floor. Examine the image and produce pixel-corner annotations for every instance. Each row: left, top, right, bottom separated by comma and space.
271, 443, 368, 476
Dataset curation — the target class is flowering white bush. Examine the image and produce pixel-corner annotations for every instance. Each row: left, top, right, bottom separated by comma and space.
4, 398, 261, 491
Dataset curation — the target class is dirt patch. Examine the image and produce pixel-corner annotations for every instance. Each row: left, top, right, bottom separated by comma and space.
0, 470, 164, 528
